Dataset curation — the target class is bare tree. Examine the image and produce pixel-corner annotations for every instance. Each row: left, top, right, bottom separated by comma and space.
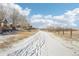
10, 8, 19, 26
0, 4, 32, 32
0, 5, 6, 22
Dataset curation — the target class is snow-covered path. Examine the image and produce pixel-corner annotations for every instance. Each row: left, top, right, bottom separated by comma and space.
43, 31, 75, 56
0, 31, 79, 56
36, 31, 77, 56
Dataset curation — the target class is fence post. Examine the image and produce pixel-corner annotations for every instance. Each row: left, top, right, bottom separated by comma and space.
70, 28, 72, 38
63, 28, 64, 35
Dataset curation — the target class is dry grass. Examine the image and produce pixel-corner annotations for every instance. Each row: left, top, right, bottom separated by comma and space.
0, 30, 37, 48
52, 30, 79, 41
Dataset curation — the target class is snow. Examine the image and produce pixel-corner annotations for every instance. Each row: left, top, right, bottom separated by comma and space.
0, 35, 15, 40
0, 35, 17, 44
0, 31, 79, 56
43, 32, 74, 56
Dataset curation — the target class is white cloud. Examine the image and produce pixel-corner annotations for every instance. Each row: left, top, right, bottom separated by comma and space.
64, 8, 79, 22
53, 15, 64, 20
19, 8, 31, 16
52, 8, 79, 28
31, 8, 79, 28
31, 15, 54, 28
31, 14, 43, 19
31, 14, 70, 28
44, 15, 53, 19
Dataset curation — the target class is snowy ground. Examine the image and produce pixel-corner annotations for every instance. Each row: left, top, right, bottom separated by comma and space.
0, 35, 16, 40
0, 31, 79, 56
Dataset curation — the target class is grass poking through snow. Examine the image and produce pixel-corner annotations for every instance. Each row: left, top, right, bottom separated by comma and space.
0, 30, 37, 48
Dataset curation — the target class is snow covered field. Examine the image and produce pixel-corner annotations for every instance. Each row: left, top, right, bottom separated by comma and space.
0, 31, 79, 56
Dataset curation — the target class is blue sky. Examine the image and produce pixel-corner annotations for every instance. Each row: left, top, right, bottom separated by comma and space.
17, 3, 79, 28
18, 3, 79, 16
